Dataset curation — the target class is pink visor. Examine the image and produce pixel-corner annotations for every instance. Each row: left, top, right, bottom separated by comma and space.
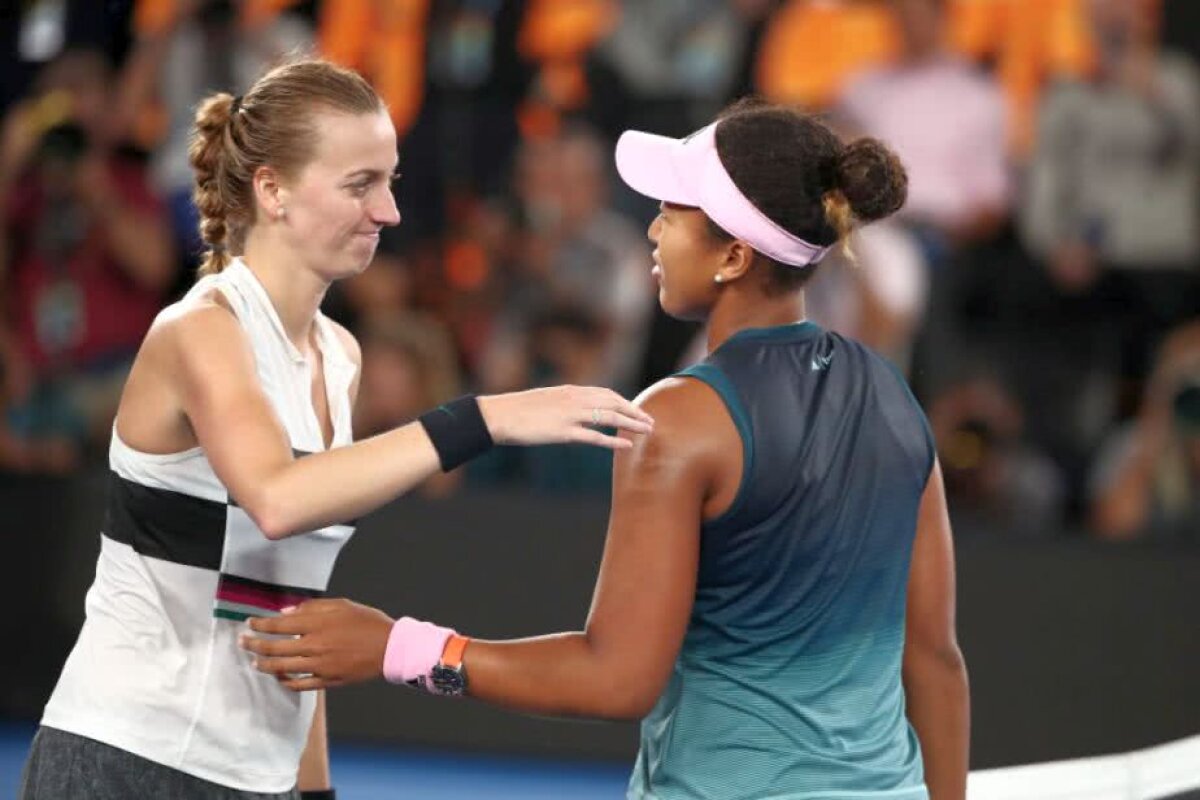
615, 122, 832, 267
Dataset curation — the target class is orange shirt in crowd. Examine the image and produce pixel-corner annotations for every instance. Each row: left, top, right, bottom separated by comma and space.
755, 0, 1096, 155
318, 0, 431, 138
134, 0, 300, 36
756, 0, 900, 112
516, 0, 617, 138
948, 0, 1096, 154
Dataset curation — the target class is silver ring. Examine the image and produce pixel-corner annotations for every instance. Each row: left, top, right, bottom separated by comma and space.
591, 408, 602, 426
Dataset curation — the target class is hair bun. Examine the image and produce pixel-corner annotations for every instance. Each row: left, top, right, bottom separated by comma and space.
835, 138, 908, 223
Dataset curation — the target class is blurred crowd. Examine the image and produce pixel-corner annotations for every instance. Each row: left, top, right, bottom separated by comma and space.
0, 0, 1197, 541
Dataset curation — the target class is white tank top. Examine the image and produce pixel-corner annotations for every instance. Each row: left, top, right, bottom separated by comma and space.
41, 258, 358, 793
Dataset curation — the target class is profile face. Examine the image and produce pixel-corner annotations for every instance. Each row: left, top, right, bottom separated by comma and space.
647, 202, 729, 321
279, 108, 401, 280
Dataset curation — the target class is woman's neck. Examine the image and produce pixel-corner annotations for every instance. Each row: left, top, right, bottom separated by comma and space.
240, 232, 329, 351
705, 287, 806, 353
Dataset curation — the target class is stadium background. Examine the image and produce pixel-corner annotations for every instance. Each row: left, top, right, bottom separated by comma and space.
1, 1, 1197, 797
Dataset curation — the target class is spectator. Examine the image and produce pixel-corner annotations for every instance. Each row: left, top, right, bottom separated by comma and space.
117, 0, 314, 264
929, 372, 1068, 532
1021, 0, 1200, 378
948, 0, 1096, 156
318, 0, 430, 140
587, 0, 765, 138
838, 0, 1011, 249
836, 0, 1011, 397
517, 0, 616, 130
478, 124, 653, 396
1089, 320, 1200, 540
755, 0, 898, 112
0, 48, 174, 471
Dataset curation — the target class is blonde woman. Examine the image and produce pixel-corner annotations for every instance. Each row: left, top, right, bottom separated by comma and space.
19, 59, 651, 800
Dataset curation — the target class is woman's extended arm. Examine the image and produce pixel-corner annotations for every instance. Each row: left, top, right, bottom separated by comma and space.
144, 300, 652, 539
241, 376, 733, 718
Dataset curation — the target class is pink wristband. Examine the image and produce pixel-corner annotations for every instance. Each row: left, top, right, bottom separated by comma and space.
382, 616, 455, 685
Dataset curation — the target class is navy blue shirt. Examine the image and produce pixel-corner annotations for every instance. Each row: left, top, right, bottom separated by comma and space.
629, 321, 935, 800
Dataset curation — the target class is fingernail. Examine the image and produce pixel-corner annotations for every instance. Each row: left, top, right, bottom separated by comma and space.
281, 606, 297, 614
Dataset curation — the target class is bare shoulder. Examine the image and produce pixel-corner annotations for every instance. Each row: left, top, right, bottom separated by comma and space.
148, 292, 257, 385
159, 292, 244, 345
115, 293, 252, 450
325, 317, 362, 369
630, 375, 734, 459
635, 375, 724, 416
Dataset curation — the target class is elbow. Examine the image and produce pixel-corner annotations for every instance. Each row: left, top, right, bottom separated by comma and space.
241, 488, 300, 540
247, 508, 292, 541
607, 689, 658, 721
589, 670, 662, 721
592, 691, 656, 721
904, 638, 968, 682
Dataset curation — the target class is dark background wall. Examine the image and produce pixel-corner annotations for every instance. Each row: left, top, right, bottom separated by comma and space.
2, 471, 1197, 770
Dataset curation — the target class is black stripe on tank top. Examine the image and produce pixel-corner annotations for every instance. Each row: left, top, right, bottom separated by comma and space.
103, 471, 226, 570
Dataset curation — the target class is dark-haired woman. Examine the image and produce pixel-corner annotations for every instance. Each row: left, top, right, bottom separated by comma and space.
18, 57, 653, 800
245, 103, 970, 800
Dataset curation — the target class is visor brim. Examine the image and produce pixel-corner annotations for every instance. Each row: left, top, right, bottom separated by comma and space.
614, 130, 699, 207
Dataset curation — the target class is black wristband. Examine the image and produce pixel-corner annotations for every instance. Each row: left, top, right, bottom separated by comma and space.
299, 790, 335, 800
418, 394, 495, 472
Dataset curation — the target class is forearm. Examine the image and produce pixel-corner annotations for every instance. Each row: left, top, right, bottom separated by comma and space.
904, 649, 970, 800
254, 421, 441, 538
297, 691, 331, 791
466, 632, 650, 720
1091, 443, 1158, 539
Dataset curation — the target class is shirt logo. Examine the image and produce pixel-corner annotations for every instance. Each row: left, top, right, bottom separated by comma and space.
811, 353, 833, 371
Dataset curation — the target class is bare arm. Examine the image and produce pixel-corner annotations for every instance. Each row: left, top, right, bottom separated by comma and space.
1092, 325, 1200, 538
165, 302, 439, 537
902, 462, 970, 800
1089, 427, 1161, 539
462, 379, 711, 718
242, 377, 723, 717
156, 302, 652, 539
296, 691, 331, 792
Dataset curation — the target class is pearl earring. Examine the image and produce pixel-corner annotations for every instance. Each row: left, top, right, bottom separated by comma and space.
714, 275, 724, 284
277, 207, 287, 220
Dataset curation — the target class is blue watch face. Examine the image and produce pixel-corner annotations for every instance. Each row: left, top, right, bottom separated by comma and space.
430, 664, 467, 696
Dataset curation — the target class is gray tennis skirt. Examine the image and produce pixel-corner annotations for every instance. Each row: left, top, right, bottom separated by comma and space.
20, 726, 300, 800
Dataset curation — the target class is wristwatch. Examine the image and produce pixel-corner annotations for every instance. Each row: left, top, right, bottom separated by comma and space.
428, 634, 471, 696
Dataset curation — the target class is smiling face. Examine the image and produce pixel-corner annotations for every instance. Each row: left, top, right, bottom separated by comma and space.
647, 202, 735, 320
273, 108, 401, 280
